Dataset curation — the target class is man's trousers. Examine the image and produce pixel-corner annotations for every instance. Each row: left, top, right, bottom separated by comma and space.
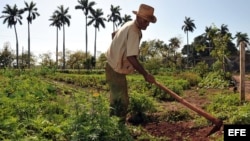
105, 63, 129, 123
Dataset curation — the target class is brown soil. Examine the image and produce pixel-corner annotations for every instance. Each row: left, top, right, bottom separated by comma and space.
127, 88, 223, 141
142, 122, 221, 141
131, 75, 250, 141
139, 89, 224, 141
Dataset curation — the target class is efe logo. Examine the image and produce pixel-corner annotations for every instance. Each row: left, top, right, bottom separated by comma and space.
228, 129, 246, 136
224, 124, 250, 141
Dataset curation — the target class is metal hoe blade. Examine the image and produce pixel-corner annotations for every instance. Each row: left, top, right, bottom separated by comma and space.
206, 120, 223, 137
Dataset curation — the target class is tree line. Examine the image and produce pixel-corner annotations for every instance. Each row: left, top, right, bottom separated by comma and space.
0, 0, 131, 69
1, 0, 250, 71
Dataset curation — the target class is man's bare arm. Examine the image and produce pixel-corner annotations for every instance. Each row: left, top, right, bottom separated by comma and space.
127, 56, 155, 83
127, 56, 147, 76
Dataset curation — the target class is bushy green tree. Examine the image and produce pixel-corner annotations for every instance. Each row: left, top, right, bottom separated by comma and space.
0, 42, 14, 68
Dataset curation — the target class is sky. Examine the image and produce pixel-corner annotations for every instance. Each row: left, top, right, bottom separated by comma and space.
0, 0, 250, 61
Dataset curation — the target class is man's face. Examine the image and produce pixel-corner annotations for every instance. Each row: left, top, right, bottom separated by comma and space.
136, 16, 150, 30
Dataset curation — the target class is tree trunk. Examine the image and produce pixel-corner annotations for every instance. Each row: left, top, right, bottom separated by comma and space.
28, 22, 31, 68
56, 27, 58, 68
14, 25, 19, 68
240, 41, 245, 102
186, 32, 189, 67
63, 25, 65, 69
94, 28, 97, 60
85, 15, 88, 59
113, 22, 115, 32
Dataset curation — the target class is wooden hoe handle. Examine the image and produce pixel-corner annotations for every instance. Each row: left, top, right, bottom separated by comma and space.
154, 81, 223, 136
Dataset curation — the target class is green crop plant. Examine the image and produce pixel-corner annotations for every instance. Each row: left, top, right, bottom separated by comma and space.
198, 71, 230, 89
0, 69, 134, 140
70, 92, 133, 141
206, 93, 250, 124
128, 91, 157, 124
161, 110, 192, 123
229, 103, 250, 124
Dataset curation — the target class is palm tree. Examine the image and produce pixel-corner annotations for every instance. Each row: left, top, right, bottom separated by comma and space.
182, 16, 196, 66
88, 8, 106, 60
75, 0, 96, 59
120, 14, 132, 26
54, 5, 71, 69
219, 24, 229, 36
235, 32, 249, 47
24, 1, 40, 68
107, 5, 122, 32
49, 12, 62, 68
0, 4, 24, 68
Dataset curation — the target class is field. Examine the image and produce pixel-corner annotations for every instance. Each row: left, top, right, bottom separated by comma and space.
0, 68, 250, 141
142, 88, 224, 141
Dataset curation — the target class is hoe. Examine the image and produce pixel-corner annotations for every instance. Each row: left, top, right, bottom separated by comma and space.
154, 81, 223, 137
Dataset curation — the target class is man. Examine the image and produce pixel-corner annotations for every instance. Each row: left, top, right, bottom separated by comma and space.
105, 4, 156, 123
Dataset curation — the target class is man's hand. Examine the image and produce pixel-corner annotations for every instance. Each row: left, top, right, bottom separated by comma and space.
144, 73, 156, 84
